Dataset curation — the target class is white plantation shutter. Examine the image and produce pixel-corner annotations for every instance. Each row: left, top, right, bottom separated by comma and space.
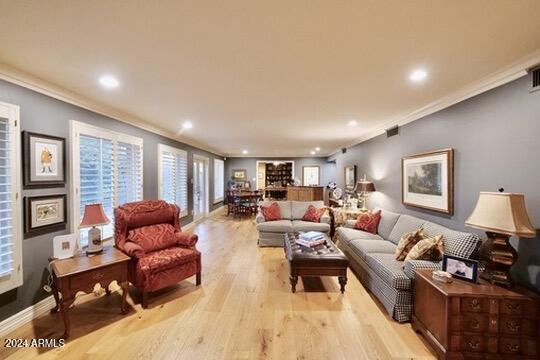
158, 145, 188, 217
0, 102, 22, 294
213, 159, 224, 202
72, 122, 143, 246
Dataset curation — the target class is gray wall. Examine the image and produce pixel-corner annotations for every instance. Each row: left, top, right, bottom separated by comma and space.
331, 74, 540, 292
0, 79, 223, 321
224, 156, 336, 189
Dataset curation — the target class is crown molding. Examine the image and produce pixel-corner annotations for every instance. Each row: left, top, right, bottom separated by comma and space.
329, 50, 540, 157
0, 63, 224, 156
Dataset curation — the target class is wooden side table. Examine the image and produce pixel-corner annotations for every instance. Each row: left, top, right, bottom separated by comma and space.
412, 269, 539, 359
50, 246, 130, 339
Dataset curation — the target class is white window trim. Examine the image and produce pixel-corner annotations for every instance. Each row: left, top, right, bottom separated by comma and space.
157, 144, 188, 218
0, 101, 22, 294
70, 120, 144, 243
213, 158, 224, 203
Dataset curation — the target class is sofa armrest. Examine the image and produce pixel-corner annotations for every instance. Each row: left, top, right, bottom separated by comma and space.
344, 219, 356, 228
176, 232, 198, 248
319, 211, 331, 225
403, 259, 441, 279
256, 212, 266, 224
123, 241, 145, 258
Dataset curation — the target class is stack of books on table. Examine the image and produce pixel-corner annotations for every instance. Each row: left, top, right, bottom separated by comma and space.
296, 231, 326, 247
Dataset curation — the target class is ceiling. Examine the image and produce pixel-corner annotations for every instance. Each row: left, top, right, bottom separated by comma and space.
1, 1, 539, 157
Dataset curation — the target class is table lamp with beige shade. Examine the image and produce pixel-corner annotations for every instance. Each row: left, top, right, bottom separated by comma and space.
465, 191, 536, 288
80, 203, 110, 254
354, 175, 376, 212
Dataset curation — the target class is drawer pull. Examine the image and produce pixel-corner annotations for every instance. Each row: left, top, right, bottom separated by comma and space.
92, 271, 104, 280
467, 341, 480, 350
505, 320, 520, 332
469, 299, 481, 310
468, 320, 480, 330
505, 303, 521, 312
490, 319, 497, 325
506, 343, 520, 353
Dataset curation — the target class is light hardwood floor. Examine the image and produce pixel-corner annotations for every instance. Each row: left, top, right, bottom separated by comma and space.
1, 209, 435, 359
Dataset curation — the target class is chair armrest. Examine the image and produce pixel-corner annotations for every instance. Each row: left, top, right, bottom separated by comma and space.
344, 219, 356, 228
403, 260, 441, 279
256, 212, 266, 224
123, 241, 145, 258
176, 232, 198, 247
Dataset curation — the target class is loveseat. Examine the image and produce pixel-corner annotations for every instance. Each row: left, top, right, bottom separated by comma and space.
335, 208, 479, 322
255, 201, 330, 247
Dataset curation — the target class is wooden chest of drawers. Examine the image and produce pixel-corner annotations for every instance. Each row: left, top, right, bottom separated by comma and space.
412, 269, 539, 359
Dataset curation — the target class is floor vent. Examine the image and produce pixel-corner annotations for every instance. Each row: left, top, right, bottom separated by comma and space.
531, 67, 540, 93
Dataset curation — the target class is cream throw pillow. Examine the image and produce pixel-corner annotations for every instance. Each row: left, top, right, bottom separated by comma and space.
404, 235, 444, 261
395, 228, 424, 261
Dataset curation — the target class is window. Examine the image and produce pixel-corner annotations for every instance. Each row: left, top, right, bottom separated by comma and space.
71, 121, 143, 246
158, 144, 188, 217
213, 159, 224, 203
0, 102, 22, 294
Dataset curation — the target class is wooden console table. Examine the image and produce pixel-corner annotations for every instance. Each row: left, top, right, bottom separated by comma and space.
50, 246, 130, 339
412, 269, 539, 359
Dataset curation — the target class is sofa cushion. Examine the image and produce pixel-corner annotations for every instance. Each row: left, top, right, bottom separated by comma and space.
138, 247, 200, 274
395, 228, 424, 261
364, 253, 412, 290
423, 221, 479, 259
336, 227, 383, 245
292, 220, 330, 233
405, 235, 444, 261
302, 205, 326, 223
291, 201, 325, 220
354, 210, 381, 234
259, 201, 292, 220
373, 208, 401, 240
260, 202, 281, 221
256, 220, 293, 233
127, 223, 177, 252
387, 215, 426, 245
348, 239, 397, 260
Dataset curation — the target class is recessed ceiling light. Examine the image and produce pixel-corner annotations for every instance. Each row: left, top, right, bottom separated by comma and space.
348, 120, 358, 127
242, 149, 248, 155
182, 121, 193, 129
310, 150, 316, 155
315, 147, 321, 152
409, 69, 428, 82
98, 74, 119, 89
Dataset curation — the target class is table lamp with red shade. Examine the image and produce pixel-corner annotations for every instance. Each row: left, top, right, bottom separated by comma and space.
80, 203, 110, 254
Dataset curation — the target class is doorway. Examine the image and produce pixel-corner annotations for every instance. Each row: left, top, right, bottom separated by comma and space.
193, 155, 209, 221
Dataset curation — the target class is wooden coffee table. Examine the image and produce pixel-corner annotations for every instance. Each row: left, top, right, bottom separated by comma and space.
284, 232, 349, 293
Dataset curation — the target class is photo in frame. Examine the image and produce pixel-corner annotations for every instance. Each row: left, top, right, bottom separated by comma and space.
24, 194, 67, 237
442, 254, 478, 283
302, 166, 320, 186
402, 148, 454, 214
53, 234, 77, 259
23, 132, 66, 188
344, 165, 357, 191
232, 169, 247, 180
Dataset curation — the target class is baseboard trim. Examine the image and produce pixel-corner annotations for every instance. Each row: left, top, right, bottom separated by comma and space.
0, 295, 56, 337
183, 205, 225, 232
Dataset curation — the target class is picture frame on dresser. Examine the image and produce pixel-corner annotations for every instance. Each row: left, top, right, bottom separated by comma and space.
22, 131, 66, 188
442, 254, 478, 283
402, 148, 454, 214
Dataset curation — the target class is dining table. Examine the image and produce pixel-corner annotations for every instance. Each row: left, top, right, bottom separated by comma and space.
227, 191, 263, 217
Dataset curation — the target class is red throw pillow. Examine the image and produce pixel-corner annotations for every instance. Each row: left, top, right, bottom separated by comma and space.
302, 205, 326, 223
354, 210, 382, 234
127, 223, 177, 253
260, 202, 281, 221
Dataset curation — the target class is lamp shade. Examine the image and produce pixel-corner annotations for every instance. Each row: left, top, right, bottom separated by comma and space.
465, 192, 536, 238
79, 203, 110, 228
355, 180, 376, 193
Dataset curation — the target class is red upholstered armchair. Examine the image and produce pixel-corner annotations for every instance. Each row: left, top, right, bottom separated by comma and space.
114, 200, 201, 308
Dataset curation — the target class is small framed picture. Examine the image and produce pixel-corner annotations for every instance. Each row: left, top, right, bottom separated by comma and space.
53, 234, 77, 259
442, 254, 478, 283
232, 169, 247, 180
24, 194, 67, 238
23, 131, 66, 188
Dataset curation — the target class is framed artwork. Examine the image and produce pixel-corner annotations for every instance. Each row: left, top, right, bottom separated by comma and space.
23, 131, 66, 188
302, 166, 320, 186
24, 194, 67, 237
53, 234, 77, 259
344, 165, 357, 191
402, 148, 454, 214
232, 169, 247, 180
442, 254, 478, 283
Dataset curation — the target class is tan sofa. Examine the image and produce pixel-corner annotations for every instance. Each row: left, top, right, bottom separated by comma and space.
255, 201, 330, 247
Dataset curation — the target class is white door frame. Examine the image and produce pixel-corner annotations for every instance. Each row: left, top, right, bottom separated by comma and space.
255, 160, 295, 190
193, 154, 209, 220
